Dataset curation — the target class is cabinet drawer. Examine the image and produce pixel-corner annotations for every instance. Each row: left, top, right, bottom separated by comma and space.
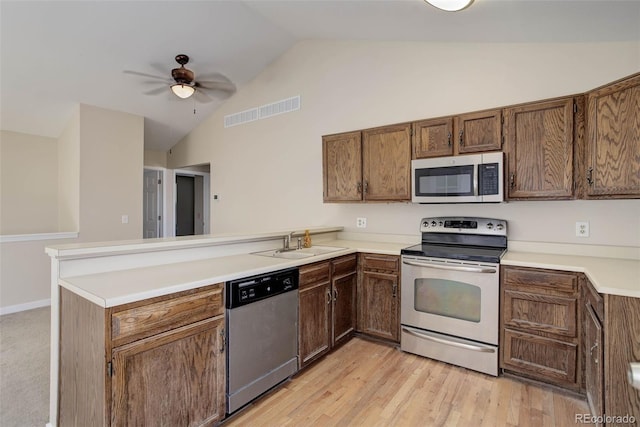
360, 253, 399, 272
503, 289, 577, 338
332, 254, 357, 277
299, 262, 331, 288
503, 266, 578, 294
112, 283, 223, 346
502, 328, 577, 388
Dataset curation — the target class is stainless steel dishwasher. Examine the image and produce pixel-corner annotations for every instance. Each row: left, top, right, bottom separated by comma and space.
225, 267, 299, 414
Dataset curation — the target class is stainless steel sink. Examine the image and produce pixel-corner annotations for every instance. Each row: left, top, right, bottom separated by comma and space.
252, 245, 347, 259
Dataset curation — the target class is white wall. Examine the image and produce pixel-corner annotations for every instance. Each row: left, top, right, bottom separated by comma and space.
0, 105, 145, 311
168, 40, 640, 247
78, 104, 144, 242
57, 107, 80, 232
0, 130, 59, 234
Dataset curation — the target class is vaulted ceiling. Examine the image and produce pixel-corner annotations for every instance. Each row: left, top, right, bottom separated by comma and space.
1, 0, 639, 151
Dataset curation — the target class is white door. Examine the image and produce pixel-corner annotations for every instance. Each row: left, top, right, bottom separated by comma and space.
143, 169, 163, 238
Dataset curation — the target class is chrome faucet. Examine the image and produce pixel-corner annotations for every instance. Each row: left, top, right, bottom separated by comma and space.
282, 231, 296, 251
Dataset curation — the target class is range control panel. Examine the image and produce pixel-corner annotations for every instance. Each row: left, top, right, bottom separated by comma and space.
226, 268, 299, 309
420, 217, 507, 236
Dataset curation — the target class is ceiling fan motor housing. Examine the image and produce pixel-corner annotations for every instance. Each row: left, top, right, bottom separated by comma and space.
172, 54, 195, 85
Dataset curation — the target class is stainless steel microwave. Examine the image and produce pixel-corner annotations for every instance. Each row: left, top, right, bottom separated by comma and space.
411, 152, 503, 203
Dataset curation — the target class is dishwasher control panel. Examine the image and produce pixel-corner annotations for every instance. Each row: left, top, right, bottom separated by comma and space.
226, 267, 299, 309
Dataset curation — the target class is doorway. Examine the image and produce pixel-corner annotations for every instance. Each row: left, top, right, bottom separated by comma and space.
174, 168, 210, 236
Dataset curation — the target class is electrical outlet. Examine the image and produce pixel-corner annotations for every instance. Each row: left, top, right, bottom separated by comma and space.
121, 215, 129, 224
356, 217, 367, 228
575, 221, 589, 237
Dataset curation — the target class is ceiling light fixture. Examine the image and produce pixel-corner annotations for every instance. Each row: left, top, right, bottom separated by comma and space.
424, 0, 475, 12
171, 83, 195, 99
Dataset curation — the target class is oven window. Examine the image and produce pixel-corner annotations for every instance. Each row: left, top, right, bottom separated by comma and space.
414, 278, 481, 322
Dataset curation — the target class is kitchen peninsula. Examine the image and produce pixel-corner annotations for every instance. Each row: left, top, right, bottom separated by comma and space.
46, 228, 640, 426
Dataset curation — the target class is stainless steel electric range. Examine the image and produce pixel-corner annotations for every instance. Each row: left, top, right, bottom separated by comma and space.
400, 216, 507, 376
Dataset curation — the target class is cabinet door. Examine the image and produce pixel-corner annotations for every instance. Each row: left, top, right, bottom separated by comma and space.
503, 98, 575, 199
332, 271, 356, 347
298, 281, 331, 368
584, 303, 604, 425
111, 317, 225, 427
586, 73, 640, 198
362, 123, 412, 201
359, 270, 399, 342
322, 131, 362, 202
455, 109, 502, 154
412, 117, 454, 158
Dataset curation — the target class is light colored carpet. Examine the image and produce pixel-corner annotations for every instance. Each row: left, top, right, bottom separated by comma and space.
0, 307, 50, 427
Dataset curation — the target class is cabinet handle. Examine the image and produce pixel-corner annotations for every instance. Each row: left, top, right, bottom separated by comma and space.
590, 342, 598, 364
220, 329, 226, 354
509, 172, 515, 189
333, 289, 338, 301
392, 284, 397, 298
357, 182, 362, 193
363, 181, 368, 195
447, 132, 452, 147
586, 167, 594, 186
326, 290, 331, 305
459, 130, 464, 146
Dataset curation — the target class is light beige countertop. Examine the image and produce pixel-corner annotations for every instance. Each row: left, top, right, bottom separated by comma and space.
58, 239, 408, 308
502, 251, 640, 298
58, 233, 639, 307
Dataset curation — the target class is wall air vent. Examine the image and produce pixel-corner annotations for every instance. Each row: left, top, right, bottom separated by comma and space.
224, 95, 301, 128
224, 108, 258, 128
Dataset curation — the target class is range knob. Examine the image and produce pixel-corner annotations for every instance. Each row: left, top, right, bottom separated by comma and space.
431, 221, 437, 227
438, 221, 444, 226
486, 222, 494, 230
496, 223, 504, 231
422, 221, 429, 227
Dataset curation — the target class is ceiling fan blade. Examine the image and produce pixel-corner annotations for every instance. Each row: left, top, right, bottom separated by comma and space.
149, 62, 170, 75
143, 86, 169, 96
196, 72, 232, 83
197, 80, 236, 93
123, 70, 167, 81
194, 89, 215, 104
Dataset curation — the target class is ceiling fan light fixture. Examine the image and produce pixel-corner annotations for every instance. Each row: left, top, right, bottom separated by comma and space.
171, 83, 195, 99
424, 0, 474, 12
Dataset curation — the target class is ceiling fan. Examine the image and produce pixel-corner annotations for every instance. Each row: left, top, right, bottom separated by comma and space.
125, 54, 236, 103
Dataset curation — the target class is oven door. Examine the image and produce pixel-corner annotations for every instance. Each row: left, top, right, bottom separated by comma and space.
401, 255, 499, 345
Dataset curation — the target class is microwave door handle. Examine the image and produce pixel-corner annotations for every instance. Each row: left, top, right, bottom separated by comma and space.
402, 259, 496, 274
474, 163, 479, 197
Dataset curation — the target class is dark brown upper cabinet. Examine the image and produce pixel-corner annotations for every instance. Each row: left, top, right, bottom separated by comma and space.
503, 97, 578, 200
585, 72, 640, 199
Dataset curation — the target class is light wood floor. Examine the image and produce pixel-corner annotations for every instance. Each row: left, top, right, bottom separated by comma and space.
224, 337, 589, 427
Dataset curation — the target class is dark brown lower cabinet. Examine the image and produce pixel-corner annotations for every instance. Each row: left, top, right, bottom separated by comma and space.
298, 261, 332, 368
357, 253, 400, 343
584, 302, 604, 426
111, 318, 225, 426
500, 266, 581, 391
298, 255, 357, 369
59, 283, 226, 427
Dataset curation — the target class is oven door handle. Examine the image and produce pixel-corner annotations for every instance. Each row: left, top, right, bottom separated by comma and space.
402, 260, 496, 274
402, 326, 496, 353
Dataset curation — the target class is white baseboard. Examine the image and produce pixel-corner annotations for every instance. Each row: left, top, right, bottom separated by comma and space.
0, 298, 51, 316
